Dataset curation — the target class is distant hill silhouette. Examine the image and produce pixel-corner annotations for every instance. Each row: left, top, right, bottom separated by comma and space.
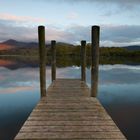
2, 39, 38, 48
122, 45, 140, 51
0, 39, 74, 50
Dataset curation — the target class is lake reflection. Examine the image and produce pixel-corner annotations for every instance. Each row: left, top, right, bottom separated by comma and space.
98, 65, 140, 140
0, 60, 140, 140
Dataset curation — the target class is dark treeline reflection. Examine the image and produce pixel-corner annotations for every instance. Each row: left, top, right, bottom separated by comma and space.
0, 55, 140, 70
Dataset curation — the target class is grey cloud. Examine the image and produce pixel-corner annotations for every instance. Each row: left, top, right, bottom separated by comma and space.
38, 0, 140, 7
66, 25, 90, 42
101, 25, 140, 43
0, 21, 38, 42
39, 0, 140, 3
36, 0, 140, 15
0, 20, 140, 46
65, 24, 140, 45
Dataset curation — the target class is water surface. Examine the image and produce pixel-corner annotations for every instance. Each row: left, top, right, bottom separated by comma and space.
0, 60, 140, 140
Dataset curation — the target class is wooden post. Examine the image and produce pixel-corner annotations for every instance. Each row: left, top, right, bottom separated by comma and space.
81, 40, 86, 82
91, 26, 100, 97
51, 40, 56, 82
38, 26, 46, 97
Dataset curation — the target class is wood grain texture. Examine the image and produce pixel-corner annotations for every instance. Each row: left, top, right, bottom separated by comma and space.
14, 79, 126, 140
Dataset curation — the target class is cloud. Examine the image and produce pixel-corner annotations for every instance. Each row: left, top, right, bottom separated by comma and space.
38, 0, 140, 8
67, 12, 79, 20
0, 13, 45, 42
39, 0, 140, 3
36, 0, 140, 18
101, 24, 140, 46
0, 22, 38, 42
0, 13, 46, 28
0, 19, 140, 46
0, 13, 45, 23
64, 24, 140, 46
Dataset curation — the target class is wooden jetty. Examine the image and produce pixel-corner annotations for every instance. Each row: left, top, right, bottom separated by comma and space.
14, 26, 126, 140
15, 79, 126, 140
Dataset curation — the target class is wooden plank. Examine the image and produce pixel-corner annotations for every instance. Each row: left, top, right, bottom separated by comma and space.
35, 105, 104, 110
33, 109, 105, 113
40, 97, 101, 103
39, 100, 100, 104
24, 120, 115, 126
15, 132, 125, 139
14, 79, 126, 140
37, 101, 101, 105
30, 110, 110, 116
20, 125, 120, 132
46, 92, 89, 95
27, 116, 111, 121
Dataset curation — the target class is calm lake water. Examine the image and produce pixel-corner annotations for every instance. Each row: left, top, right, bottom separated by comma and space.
0, 59, 140, 140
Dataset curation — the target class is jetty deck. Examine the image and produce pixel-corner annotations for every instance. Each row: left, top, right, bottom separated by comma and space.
15, 79, 126, 140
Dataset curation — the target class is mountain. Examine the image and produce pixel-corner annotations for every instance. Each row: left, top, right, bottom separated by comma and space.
2, 39, 38, 48
56, 42, 74, 47
123, 45, 140, 51
0, 39, 74, 50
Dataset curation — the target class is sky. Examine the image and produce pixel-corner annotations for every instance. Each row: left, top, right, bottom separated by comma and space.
0, 0, 140, 46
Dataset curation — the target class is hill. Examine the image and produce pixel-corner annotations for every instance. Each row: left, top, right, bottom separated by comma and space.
2, 39, 38, 48
0, 39, 74, 50
123, 45, 140, 51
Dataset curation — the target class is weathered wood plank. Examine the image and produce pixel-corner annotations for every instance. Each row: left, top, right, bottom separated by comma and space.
20, 125, 120, 132
27, 116, 111, 121
15, 132, 125, 139
24, 120, 115, 126
37, 100, 103, 105
30, 112, 110, 118
40, 97, 102, 104
37, 100, 102, 105
35, 105, 104, 110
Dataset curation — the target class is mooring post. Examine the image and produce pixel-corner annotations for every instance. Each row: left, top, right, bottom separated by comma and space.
91, 26, 100, 97
81, 40, 86, 82
51, 40, 56, 82
38, 26, 46, 97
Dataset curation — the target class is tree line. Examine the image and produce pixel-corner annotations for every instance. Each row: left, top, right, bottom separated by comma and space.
0, 43, 140, 58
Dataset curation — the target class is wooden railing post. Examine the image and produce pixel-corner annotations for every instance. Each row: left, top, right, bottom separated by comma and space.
91, 26, 100, 97
81, 40, 86, 82
51, 40, 56, 82
38, 26, 46, 97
